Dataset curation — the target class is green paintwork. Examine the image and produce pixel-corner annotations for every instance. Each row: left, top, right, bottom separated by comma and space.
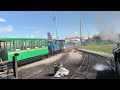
0, 38, 47, 41
0, 38, 49, 61
8, 47, 49, 61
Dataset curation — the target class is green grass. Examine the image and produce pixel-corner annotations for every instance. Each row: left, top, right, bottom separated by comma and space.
80, 44, 116, 54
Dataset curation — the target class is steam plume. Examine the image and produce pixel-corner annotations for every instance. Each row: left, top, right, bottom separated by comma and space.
95, 16, 120, 42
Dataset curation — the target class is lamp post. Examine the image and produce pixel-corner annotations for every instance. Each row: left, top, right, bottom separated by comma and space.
80, 19, 82, 47
54, 16, 58, 40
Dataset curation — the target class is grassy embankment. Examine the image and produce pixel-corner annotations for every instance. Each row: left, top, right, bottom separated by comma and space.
80, 44, 116, 54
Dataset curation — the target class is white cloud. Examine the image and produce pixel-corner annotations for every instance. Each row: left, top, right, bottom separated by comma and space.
75, 32, 78, 35
52, 35, 56, 39
34, 31, 40, 34
0, 18, 7, 22
0, 25, 14, 32
30, 35, 34, 38
25, 35, 29, 38
69, 32, 79, 38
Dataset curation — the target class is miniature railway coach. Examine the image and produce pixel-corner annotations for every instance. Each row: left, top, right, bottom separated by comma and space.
0, 38, 65, 65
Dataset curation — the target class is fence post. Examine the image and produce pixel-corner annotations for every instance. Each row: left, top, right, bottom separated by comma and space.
13, 53, 19, 79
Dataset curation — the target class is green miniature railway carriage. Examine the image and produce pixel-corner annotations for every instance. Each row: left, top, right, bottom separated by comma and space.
0, 38, 49, 62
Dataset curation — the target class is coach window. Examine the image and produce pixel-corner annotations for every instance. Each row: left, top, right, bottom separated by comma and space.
16, 41, 20, 51
23, 41, 25, 50
35, 40, 37, 48
25, 41, 27, 49
41, 40, 43, 47
21, 41, 24, 50
44, 40, 46, 47
33, 40, 35, 48
39, 40, 41, 48
34, 40, 36, 48
45, 40, 46, 46
0, 42, 5, 50
31, 40, 34, 49
26, 40, 28, 49
7, 41, 11, 51
29, 41, 31, 49
27, 41, 30, 49
32, 40, 34, 49
11, 41, 14, 51
10, 41, 12, 51
18, 41, 21, 50
37, 40, 39, 48
10, 41, 13, 51
37, 40, 39, 47
42, 40, 44, 47
40, 40, 42, 47
45, 40, 47, 47
29, 40, 31, 49
30, 40, 32, 49
36, 40, 38, 48
4, 42, 6, 50
24, 41, 26, 50
14, 41, 17, 51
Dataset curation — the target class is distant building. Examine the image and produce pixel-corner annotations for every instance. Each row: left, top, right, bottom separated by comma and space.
65, 38, 71, 43
47, 32, 52, 41
65, 37, 80, 43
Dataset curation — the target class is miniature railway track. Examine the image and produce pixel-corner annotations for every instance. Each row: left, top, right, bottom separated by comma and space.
70, 52, 90, 79
0, 61, 13, 79
70, 48, 115, 79
76, 49, 115, 71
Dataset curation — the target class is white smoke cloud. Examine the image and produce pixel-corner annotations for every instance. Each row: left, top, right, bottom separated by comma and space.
94, 64, 110, 71
0, 25, 14, 32
95, 16, 120, 42
0, 18, 6, 22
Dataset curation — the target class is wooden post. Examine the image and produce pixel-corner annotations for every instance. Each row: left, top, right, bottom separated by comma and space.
13, 53, 19, 79
54, 62, 59, 74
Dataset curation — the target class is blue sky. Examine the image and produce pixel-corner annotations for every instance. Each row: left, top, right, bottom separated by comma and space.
0, 11, 120, 39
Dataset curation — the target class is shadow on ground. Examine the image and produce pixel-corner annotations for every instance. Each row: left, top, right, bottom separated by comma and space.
96, 70, 115, 79
45, 73, 55, 76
